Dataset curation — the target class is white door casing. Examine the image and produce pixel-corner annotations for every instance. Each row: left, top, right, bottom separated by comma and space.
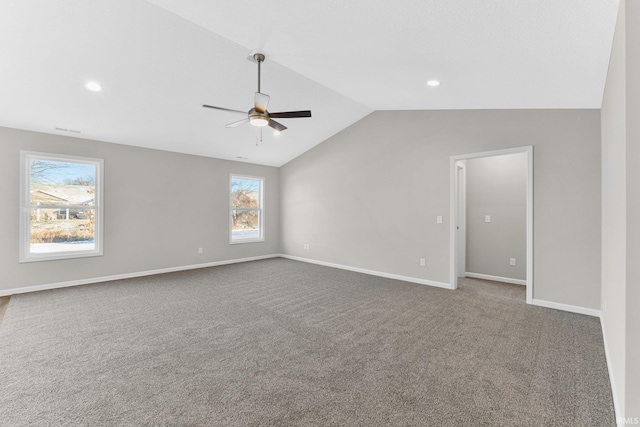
449, 146, 533, 304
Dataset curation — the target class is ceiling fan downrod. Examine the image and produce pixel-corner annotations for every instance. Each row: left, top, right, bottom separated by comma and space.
254, 53, 265, 93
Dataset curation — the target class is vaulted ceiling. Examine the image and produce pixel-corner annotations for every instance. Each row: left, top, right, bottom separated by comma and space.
0, 0, 620, 166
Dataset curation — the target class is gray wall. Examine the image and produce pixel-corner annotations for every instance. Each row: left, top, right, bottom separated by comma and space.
465, 153, 527, 281
280, 109, 601, 309
601, 0, 640, 420
626, 0, 640, 417
601, 0, 627, 417
0, 126, 280, 292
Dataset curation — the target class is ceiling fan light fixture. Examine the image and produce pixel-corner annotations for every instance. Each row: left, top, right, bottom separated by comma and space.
249, 116, 269, 127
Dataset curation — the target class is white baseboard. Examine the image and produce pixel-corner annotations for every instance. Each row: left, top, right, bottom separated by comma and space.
3, 254, 601, 321
280, 254, 453, 290
0, 254, 280, 297
531, 298, 601, 317
464, 272, 526, 286
599, 316, 622, 423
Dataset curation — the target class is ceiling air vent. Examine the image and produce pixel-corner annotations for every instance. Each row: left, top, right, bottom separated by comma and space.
54, 127, 81, 134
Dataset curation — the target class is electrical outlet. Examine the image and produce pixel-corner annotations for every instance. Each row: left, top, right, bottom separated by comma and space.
198, 247, 203, 254
436, 216, 442, 224
485, 215, 491, 223
303, 244, 310, 250
510, 258, 516, 266
419, 258, 426, 267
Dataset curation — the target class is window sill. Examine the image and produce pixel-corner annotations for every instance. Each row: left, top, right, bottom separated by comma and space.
19, 250, 103, 263
229, 239, 265, 245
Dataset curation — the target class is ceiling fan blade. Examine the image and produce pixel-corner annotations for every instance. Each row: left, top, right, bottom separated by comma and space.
268, 119, 287, 132
269, 110, 312, 118
226, 118, 250, 128
203, 104, 247, 115
254, 92, 270, 114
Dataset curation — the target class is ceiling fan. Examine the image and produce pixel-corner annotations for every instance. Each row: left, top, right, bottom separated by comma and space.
203, 53, 311, 133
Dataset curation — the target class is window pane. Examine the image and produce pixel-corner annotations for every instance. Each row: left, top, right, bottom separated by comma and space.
29, 208, 96, 254
21, 151, 103, 262
231, 209, 260, 240
229, 175, 263, 244
30, 159, 96, 206
231, 178, 260, 209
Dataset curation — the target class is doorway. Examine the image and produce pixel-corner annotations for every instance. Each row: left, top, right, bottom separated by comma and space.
449, 146, 533, 304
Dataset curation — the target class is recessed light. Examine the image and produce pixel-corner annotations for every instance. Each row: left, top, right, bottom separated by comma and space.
426, 80, 440, 87
85, 81, 102, 92
273, 130, 281, 136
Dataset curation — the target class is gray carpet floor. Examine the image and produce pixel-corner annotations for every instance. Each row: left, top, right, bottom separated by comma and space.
0, 295, 9, 328
0, 258, 615, 426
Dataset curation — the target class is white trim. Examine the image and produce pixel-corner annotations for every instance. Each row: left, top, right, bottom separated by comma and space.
449, 156, 456, 289
464, 272, 526, 286
280, 254, 453, 289
456, 162, 467, 277
450, 146, 534, 304
531, 298, 601, 317
526, 147, 533, 303
600, 316, 622, 423
0, 254, 280, 297
450, 146, 534, 161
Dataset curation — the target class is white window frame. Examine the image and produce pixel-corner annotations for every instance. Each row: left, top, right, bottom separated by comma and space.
19, 151, 104, 262
229, 174, 264, 244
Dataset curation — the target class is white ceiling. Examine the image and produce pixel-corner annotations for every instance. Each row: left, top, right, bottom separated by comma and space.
0, 0, 620, 167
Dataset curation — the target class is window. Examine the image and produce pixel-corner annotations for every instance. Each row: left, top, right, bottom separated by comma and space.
230, 175, 264, 243
20, 151, 103, 262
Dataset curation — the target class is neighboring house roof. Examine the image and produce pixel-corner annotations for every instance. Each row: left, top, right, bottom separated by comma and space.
31, 190, 68, 204
31, 184, 95, 205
